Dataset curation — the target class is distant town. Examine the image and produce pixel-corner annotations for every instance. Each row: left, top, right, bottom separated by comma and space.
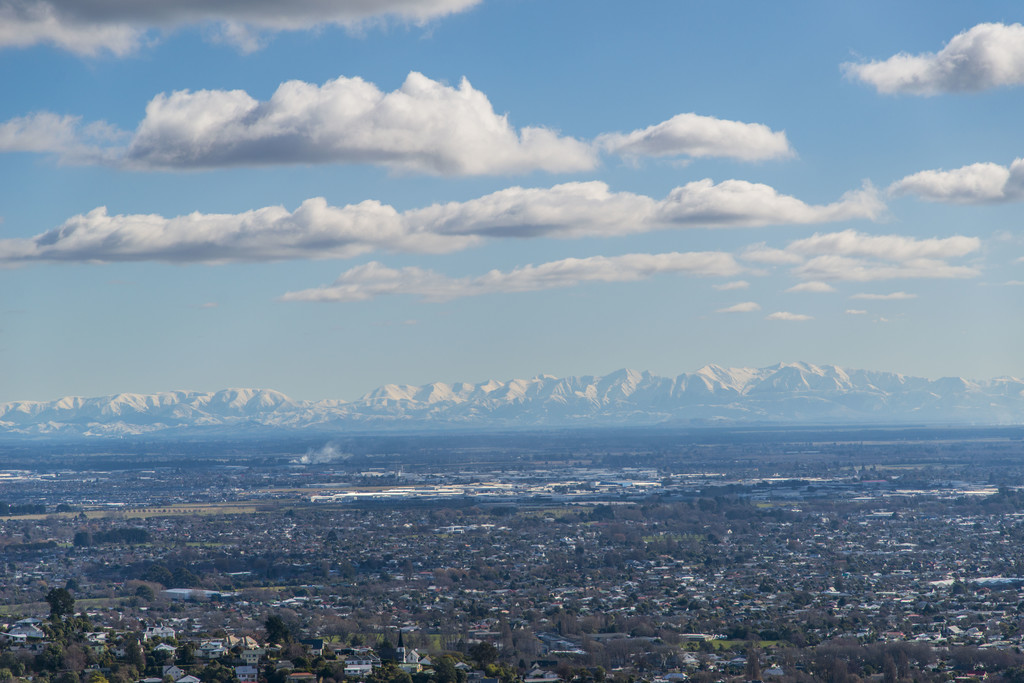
1, 427, 1024, 683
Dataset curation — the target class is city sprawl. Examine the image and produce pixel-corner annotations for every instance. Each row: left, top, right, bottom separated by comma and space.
1, 429, 1024, 682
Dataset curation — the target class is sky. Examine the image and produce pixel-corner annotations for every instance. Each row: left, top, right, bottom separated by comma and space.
1, 1, 1023, 403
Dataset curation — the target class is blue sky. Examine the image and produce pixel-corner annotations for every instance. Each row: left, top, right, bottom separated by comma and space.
2, 1, 1023, 402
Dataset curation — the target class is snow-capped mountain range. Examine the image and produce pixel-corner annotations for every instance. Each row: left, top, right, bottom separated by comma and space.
2, 362, 1023, 438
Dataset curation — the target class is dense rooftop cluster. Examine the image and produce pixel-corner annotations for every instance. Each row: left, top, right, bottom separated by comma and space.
1, 430, 1024, 682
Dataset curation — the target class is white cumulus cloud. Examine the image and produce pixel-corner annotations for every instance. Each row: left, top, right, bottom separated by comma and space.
889, 159, 1024, 203
279, 251, 743, 303
0, 0, 483, 56
2, 73, 798, 174
0, 181, 881, 265
124, 72, 596, 175
843, 22, 1024, 95
597, 113, 793, 162
653, 180, 882, 228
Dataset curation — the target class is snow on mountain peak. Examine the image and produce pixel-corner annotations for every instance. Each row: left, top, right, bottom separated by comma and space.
0, 363, 1019, 437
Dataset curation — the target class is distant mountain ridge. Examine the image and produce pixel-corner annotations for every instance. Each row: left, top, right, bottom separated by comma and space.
2, 362, 1023, 438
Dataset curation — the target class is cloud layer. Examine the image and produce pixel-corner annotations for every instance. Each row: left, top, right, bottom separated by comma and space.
273, 220, 984, 303
889, 159, 1024, 203
0, 181, 882, 265
843, 22, 1024, 95
0, 0, 483, 56
280, 252, 742, 302
744, 229, 981, 283
1, 73, 794, 174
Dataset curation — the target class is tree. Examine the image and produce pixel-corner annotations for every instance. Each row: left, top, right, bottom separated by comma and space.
199, 663, 235, 683
433, 656, 465, 683
265, 615, 291, 644
144, 565, 174, 586
882, 655, 897, 683
468, 642, 499, 668
63, 645, 87, 672
126, 639, 146, 671
745, 642, 761, 682
172, 567, 200, 587
37, 643, 65, 672
46, 587, 75, 620
178, 643, 196, 666
368, 663, 412, 683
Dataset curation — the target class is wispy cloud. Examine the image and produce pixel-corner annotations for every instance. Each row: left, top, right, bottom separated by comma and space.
845, 309, 867, 315
280, 251, 743, 303
889, 159, 1024, 203
716, 301, 760, 313
785, 230, 979, 261
0, 181, 881, 265
0, 112, 81, 153
0, 112, 125, 161
794, 256, 978, 282
742, 230, 981, 283
786, 230, 980, 282
766, 311, 812, 321
0, 73, 796, 174
712, 280, 749, 291
786, 281, 835, 293
849, 291, 917, 300
740, 244, 804, 265
843, 22, 1024, 95
0, 0, 484, 56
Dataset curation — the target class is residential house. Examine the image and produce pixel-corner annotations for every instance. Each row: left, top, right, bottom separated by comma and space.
344, 655, 381, 677
144, 625, 176, 641
235, 666, 259, 683
162, 665, 186, 681
198, 640, 228, 660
